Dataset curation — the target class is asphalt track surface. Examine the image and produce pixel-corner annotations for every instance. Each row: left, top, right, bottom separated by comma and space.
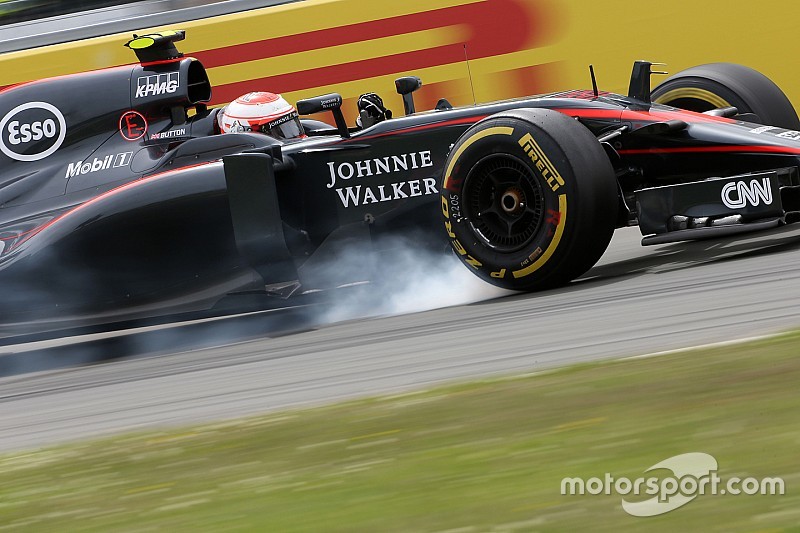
3, 225, 800, 453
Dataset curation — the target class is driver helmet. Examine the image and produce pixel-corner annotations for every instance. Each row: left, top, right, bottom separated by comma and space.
218, 92, 305, 140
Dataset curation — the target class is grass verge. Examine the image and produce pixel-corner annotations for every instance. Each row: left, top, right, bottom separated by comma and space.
2, 333, 800, 531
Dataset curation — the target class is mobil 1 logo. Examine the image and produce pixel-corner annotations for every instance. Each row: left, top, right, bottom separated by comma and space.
0, 102, 67, 162
65, 151, 133, 179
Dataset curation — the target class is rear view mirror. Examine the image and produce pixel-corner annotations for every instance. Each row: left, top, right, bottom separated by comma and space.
296, 93, 349, 138
395, 76, 422, 115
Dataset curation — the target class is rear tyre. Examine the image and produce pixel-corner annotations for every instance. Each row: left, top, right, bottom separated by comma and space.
440, 108, 618, 291
651, 63, 800, 130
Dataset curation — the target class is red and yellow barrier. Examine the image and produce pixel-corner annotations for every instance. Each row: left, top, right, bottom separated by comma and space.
2, 0, 799, 120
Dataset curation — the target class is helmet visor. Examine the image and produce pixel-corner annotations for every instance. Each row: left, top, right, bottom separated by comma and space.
260, 111, 305, 139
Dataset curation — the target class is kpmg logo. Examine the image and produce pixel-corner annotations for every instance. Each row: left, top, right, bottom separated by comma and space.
135, 72, 180, 98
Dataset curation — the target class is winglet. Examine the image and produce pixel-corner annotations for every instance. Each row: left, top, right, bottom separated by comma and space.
125, 30, 186, 63
627, 60, 667, 104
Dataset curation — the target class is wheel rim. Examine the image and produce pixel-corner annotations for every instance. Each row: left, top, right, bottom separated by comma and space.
463, 153, 545, 252
653, 87, 732, 112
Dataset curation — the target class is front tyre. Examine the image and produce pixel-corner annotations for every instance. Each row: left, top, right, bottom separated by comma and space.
440, 109, 617, 291
651, 63, 800, 130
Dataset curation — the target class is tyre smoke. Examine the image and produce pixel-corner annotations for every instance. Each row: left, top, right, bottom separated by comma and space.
302, 234, 513, 324
0, 235, 511, 376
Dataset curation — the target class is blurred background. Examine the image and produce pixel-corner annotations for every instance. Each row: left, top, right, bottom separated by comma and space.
0, 0, 294, 52
0, 0, 227, 25
0, 0, 139, 24
2, 0, 799, 124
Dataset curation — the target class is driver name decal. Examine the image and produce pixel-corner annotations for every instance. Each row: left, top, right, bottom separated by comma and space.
327, 150, 438, 207
0, 102, 67, 162
150, 127, 187, 140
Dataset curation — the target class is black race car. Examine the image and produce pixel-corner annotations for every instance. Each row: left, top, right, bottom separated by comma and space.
2, 31, 800, 337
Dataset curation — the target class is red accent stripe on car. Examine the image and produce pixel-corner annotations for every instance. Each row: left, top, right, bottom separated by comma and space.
553, 108, 623, 120
627, 108, 737, 124
139, 58, 185, 68
348, 115, 491, 142
618, 145, 800, 155
7, 162, 217, 252
552, 107, 737, 125
0, 64, 135, 94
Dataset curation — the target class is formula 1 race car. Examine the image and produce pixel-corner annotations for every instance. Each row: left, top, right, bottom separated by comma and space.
2, 30, 800, 337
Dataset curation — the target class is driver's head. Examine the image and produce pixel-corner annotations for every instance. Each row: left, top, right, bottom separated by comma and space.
218, 92, 305, 140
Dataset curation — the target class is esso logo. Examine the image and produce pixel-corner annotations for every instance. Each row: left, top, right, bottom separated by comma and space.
0, 102, 67, 162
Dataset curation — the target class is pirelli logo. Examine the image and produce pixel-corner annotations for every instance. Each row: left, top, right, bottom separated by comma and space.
518, 133, 565, 191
